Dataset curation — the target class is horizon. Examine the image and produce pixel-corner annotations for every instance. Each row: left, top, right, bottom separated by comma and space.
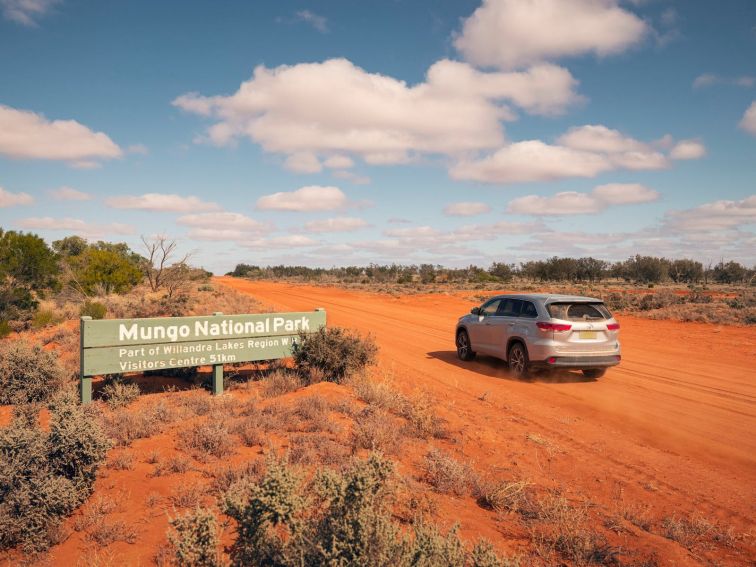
1, 0, 754, 273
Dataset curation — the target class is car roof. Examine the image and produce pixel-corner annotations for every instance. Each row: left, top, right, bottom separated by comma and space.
487, 293, 604, 303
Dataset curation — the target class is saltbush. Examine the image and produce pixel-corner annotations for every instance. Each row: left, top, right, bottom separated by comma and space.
293, 327, 378, 383
0, 341, 67, 404
100, 376, 140, 408
0, 394, 110, 551
169, 507, 221, 567
80, 300, 107, 320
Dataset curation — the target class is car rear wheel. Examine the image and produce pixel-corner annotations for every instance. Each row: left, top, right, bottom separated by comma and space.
456, 329, 476, 361
508, 342, 529, 377
582, 368, 606, 379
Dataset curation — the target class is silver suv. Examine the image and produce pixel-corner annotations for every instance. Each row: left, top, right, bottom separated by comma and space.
455, 294, 621, 378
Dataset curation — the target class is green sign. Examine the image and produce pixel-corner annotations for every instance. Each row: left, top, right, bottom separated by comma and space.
79, 309, 326, 403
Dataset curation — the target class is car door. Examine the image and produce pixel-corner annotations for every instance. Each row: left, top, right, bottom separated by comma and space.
484, 298, 522, 359
467, 298, 501, 354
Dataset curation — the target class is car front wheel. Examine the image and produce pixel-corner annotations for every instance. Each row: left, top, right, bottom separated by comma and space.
508, 342, 529, 377
456, 329, 476, 361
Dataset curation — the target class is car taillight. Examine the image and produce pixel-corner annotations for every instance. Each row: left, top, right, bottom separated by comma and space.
536, 322, 572, 332
607, 323, 620, 331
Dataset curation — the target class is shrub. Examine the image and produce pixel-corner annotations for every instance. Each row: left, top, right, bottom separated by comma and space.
178, 420, 235, 461
0, 341, 67, 404
0, 320, 10, 338
31, 308, 60, 329
169, 507, 221, 567
422, 448, 475, 497
293, 327, 378, 383
0, 394, 110, 551
80, 300, 107, 320
262, 368, 304, 398
351, 407, 402, 454
100, 377, 140, 408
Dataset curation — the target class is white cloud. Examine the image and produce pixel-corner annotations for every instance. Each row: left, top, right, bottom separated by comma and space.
0, 186, 34, 207
739, 101, 756, 136
284, 152, 322, 173
443, 202, 492, 217
256, 186, 350, 212
693, 73, 755, 89
453, 125, 704, 184
323, 155, 354, 169
450, 140, 612, 183
177, 212, 272, 241
302, 217, 369, 233
454, 0, 648, 70
664, 195, 756, 232
241, 235, 319, 249
670, 139, 706, 160
1, 0, 59, 26
0, 104, 122, 165
294, 9, 328, 33
332, 170, 370, 185
173, 58, 582, 168
105, 193, 221, 212
49, 186, 92, 201
508, 183, 658, 215
17, 216, 134, 237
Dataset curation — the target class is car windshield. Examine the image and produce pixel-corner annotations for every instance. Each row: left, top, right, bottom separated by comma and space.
547, 302, 611, 321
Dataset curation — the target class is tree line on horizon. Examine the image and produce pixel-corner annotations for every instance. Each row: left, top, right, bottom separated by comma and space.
229, 256, 755, 286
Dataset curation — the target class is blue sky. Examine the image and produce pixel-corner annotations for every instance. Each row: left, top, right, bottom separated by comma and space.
0, 0, 754, 273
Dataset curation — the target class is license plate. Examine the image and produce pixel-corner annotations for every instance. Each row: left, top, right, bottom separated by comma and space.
579, 331, 597, 339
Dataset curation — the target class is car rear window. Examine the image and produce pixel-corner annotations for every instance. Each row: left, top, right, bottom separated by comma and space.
547, 302, 611, 321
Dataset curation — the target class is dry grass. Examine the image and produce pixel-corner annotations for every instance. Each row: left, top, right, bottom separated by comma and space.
474, 477, 531, 514
169, 482, 207, 509
178, 419, 235, 461
73, 495, 119, 532
400, 391, 447, 439
421, 448, 476, 497
87, 520, 138, 546
261, 368, 303, 398
107, 450, 135, 471
289, 433, 349, 466
210, 461, 264, 494
105, 399, 179, 446
350, 407, 402, 454
153, 455, 192, 476
661, 515, 738, 550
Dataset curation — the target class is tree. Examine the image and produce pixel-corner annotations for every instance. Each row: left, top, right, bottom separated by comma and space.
76, 248, 142, 295
52, 235, 88, 257
669, 259, 703, 284
0, 230, 59, 290
142, 235, 190, 292
711, 260, 746, 284
488, 262, 514, 282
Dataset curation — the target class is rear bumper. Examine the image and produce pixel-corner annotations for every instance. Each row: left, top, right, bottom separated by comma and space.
530, 355, 621, 369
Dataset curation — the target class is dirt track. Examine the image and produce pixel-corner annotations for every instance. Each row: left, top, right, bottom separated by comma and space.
218, 277, 756, 559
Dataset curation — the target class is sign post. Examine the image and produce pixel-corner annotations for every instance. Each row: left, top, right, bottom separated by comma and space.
79, 309, 326, 403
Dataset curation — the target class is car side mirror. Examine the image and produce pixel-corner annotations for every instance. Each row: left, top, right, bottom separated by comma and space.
471, 307, 481, 315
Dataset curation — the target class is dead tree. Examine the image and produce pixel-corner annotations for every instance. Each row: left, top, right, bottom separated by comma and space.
141, 235, 190, 292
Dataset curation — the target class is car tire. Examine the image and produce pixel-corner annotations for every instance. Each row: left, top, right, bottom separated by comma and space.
582, 368, 606, 379
456, 329, 476, 361
508, 342, 529, 378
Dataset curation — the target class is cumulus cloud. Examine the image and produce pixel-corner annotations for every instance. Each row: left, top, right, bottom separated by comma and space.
508, 183, 658, 215
256, 186, 351, 212
302, 217, 369, 233
17, 216, 134, 237
450, 140, 612, 183
664, 195, 756, 232
454, 0, 648, 70
0, 104, 122, 165
739, 101, 756, 136
443, 202, 492, 217
332, 170, 370, 185
0, 186, 34, 207
105, 193, 221, 212
1, 0, 59, 26
49, 186, 92, 201
173, 58, 582, 168
452, 125, 703, 184
670, 139, 706, 160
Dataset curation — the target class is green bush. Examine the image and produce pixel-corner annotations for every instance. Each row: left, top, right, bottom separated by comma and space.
221, 453, 513, 567
80, 300, 107, 320
31, 309, 60, 329
0, 320, 10, 338
293, 327, 378, 383
169, 507, 221, 567
0, 394, 110, 551
0, 341, 67, 404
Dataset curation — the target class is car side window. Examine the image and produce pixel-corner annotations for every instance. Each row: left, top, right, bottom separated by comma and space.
497, 298, 521, 317
480, 299, 501, 316
520, 301, 538, 318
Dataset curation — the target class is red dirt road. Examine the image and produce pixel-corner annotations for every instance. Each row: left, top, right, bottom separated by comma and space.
217, 277, 756, 562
